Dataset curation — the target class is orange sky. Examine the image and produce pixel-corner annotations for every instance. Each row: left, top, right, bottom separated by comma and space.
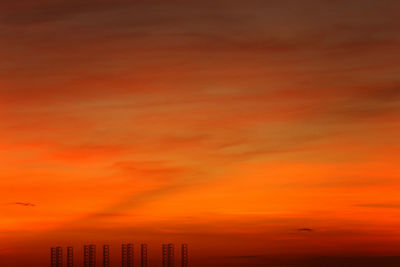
1, 1, 400, 266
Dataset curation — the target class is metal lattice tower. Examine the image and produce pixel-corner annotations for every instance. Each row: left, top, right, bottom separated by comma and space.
122, 244, 127, 267
51, 247, 57, 267
89, 245, 96, 267
181, 244, 188, 267
84, 245, 90, 267
141, 244, 148, 267
67, 247, 73, 267
56, 247, 63, 267
103, 245, 110, 267
167, 244, 175, 267
162, 244, 168, 267
127, 244, 134, 267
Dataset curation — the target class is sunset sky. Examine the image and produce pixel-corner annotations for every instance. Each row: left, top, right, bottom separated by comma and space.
1, 1, 400, 266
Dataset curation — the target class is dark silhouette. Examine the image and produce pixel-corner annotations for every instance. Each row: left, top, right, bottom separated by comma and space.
51, 243, 188, 267
181, 244, 188, 267
103, 245, 110, 267
141, 244, 148, 267
67, 247, 73, 267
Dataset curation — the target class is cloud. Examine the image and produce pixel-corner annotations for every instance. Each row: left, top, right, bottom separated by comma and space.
12, 202, 36, 207
357, 203, 400, 209
0, 0, 131, 25
360, 86, 400, 103
297, 228, 313, 232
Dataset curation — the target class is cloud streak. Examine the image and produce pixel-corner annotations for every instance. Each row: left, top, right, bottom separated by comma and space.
11, 202, 36, 207
297, 228, 313, 232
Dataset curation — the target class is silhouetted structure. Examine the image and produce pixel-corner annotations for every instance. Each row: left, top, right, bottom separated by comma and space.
51, 247, 57, 267
162, 244, 168, 267
122, 244, 127, 267
51, 243, 188, 267
141, 244, 148, 267
84, 245, 90, 267
56, 247, 63, 267
89, 245, 96, 267
181, 244, 188, 267
167, 244, 175, 267
67, 247, 73, 267
103, 245, 110, 267
127, 244, 134, 267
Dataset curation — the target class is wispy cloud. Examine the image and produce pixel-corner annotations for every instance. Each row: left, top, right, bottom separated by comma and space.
11, 202, 36, 207
357, 203, 400, 209
297, 228, 313, 232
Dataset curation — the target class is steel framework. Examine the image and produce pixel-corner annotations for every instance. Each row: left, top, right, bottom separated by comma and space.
67, 247, 73, 267
122, 244, 127, 267
103, 245, 110, 267
127, 244, 134, 267
51, 247, 57, 267
162, 244, 168, 267
167, 244, 174, 267
181, 244, 188, 267
141, 244, 148, 267
89, 245, 96, 267
84, 245, 89, 267
56, 247, 63, 267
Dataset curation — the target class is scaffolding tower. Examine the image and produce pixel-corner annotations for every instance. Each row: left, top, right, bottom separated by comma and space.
127, 244, 134, 267
84, 245, 90, 267
162, 244, 168, 267
89, 244, 96, 267
103, 245, 110, 267
181, 244, 188, 267
141, 244, 148, 267
56, 247, 63, 267
122, 244, 127, 267
167, 244, 175, 267
51, 247, 57, 267
67, 247, 73, 267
